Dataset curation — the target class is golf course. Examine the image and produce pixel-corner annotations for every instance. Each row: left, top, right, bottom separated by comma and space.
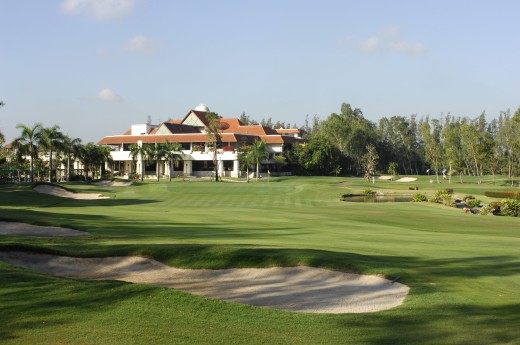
1, 176, 519, 344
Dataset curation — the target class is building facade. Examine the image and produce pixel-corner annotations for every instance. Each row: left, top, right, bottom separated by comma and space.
97, 105, 305, 179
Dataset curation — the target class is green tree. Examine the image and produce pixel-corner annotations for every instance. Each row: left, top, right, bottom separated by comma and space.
205, 112, 223, 182
163, 141, 183, 182
237, 144, 255, 182
442, 116, 464, 184
130, 143, 147, 181
61, 135, 82, 181
40, 125, 64, 182
249, 139, 269, 181
14, 123, 42, 183
321, 103, 376, 175
145, 143, 167, 182
420, 117, 443, 184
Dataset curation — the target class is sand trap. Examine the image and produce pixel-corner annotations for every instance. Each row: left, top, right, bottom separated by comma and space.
0, 222, 88, 237
378, 176, 393, 180
395, 177, 417, 182
0, 251, 409, 314
92, 180, 132, 187
34, 185, 109, 199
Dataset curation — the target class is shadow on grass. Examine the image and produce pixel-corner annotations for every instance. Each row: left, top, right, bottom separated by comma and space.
0, 261, 157, 342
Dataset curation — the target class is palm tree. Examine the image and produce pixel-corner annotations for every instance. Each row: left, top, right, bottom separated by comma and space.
40, 125, 64, 182
130, 143, 147, 181
145, 143, 167, 182
205, 112, 223, 182
14, 123, 42, 183
62, 135, 82, 181
163, 141, 183, 181
237, 144, 255, 183
249, 139, 269, 181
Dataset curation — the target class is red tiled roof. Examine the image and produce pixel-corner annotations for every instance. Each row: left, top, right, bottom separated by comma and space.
275, 128, 300, 134
97, 133, 259, 145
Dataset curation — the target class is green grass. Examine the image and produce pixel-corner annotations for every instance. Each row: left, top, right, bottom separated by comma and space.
1, 176, 520, 344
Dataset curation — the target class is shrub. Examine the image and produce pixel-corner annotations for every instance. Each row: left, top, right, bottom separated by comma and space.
412, 193, 427, 202
466, 199, 481, 208
464, 195, 475, 201
363, 189, 374, 195
69, 175, 85, 181
500, 199, 520, 217
485, 191, 520, 200
479, 204, 494, 215
488, 201, 502, 215
442, 195, 456, 207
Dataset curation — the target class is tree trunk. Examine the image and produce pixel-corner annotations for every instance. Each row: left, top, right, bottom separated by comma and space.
49, 147, 53, 182
156, 160, 160, 182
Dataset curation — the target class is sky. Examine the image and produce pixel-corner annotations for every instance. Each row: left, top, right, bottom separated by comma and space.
1, 0, 520, 143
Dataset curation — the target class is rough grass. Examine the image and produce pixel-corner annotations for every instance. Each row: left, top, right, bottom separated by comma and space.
1, 176, 520, 344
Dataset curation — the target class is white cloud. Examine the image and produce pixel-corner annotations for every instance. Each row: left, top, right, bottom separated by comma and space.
124, 35, 160, 54
359, 36, 379, 53
359, 27, 426, 56
60, 0, 136, 20
96, 88, 122, 102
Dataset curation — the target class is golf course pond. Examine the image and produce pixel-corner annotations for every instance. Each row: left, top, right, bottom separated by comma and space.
342, 194, 413, 203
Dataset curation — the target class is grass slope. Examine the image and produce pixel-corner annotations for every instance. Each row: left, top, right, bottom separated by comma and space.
1, 176, 519, 344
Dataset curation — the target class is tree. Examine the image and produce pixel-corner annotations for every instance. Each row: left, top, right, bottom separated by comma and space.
145, 143, 167, 182
420, 117, 443, 184
40, 125, 64, 182
388, 162, 398, 180
442, 116, 464, 184
14, 123, 42, 183
248, 139, 269, 181
205, 112, 223, 182
62, 135, 82, 181
362, 144, 379, 181
163, 141, 183, 181
130, 143, 147, 181
237, 144, 255, 182
321, 103, 376, 175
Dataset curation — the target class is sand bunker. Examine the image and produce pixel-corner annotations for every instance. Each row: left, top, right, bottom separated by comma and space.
395, 177, 417, 182
0, 251, 409, 314
34, 185, 109, 200
92, 180, 132, 187
378, 176, 393, 180
0, 222, 88, 237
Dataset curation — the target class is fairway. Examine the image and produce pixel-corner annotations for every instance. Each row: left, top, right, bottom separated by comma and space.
1, 176, 520, 344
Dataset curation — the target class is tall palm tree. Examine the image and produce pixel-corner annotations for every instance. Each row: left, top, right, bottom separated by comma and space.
62, 135, 82, 181
237, 144, 255, 183
163, 141, 183, 182
145, 143, 168, 182
14, 123, 42, 183
130, 143, 147, 181
249, 139, 269, 181
40, 125, 64, 182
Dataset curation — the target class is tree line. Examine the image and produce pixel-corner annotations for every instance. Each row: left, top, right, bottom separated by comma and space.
0, 123, 112, 183
281, 103, 520, 185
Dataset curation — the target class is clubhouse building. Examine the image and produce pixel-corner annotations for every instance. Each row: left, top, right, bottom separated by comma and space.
97, 105, 305, 179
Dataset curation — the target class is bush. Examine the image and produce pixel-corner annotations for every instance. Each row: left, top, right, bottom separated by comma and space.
69, 175, 85, 181
363, 189, 375, 195
479, 204, 494, 215
412, 193, 427, 202
464, 195, 475, 201
500, 199, 520, 217
442, 195, 456, 207
466, 199, 481, 208
488, 201, 502, 215
485, 191, 520, 200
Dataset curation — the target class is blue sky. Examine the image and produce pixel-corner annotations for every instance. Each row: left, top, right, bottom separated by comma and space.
1, 0, 519, 143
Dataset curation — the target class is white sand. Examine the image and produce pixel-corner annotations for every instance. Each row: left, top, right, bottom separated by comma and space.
0, 251, 409, 314
378, 176, 393, 180
34, 185, 110, 199
395, 177, 417, 182
0, 222, 88, 237
92, 180, 132, 187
